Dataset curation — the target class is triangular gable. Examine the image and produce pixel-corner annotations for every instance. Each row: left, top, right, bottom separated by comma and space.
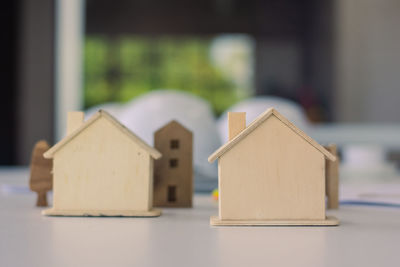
208, 108, 336, 163
155, 120, 192, 135
44, 110, 162, 159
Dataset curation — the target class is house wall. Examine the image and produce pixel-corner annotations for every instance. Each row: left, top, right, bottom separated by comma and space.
219, 115, 325, 220
52, 117, 153, 211
153, 122, 193, 207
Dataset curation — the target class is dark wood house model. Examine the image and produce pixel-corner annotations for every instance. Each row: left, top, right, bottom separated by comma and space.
153, 120, 193, 207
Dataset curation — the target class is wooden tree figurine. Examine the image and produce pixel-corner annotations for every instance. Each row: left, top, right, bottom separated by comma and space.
29, 140, 53, 207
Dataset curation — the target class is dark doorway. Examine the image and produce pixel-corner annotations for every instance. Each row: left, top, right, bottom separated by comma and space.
167, 185, 177, 202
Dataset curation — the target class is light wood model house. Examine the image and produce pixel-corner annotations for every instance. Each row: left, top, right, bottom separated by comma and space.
153, 120, 193, 207
42, 110, 162, 217
208, 108, 339, 226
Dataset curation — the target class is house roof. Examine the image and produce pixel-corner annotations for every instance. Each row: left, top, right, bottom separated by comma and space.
208, 108, 336, 163
44, 110, 162, 159
155, 120, 193, 135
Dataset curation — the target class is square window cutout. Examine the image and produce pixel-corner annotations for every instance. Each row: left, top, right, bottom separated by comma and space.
169, 159, 178, 168
170, 139, 179, 149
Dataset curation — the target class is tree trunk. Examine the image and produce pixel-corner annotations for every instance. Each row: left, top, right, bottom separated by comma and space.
36, 191, 48, 207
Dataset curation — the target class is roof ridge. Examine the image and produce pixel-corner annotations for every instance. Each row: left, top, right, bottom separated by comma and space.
155, 119, 193, 135
208, 108, 335, 162
44, 110, 161, 159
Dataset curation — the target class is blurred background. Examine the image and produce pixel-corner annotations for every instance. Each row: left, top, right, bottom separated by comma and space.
2, 0, 400, 187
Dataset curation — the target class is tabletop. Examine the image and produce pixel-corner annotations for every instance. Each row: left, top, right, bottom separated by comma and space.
1, 167, 400, 267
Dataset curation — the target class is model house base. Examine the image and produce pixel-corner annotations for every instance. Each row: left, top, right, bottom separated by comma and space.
42, 208, 161, 217
210, 216, 339, 226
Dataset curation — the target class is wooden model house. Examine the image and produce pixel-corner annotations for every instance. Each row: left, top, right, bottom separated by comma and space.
153, 120, 193, 207
43, 110, 162, 217
208, 108, 339, 226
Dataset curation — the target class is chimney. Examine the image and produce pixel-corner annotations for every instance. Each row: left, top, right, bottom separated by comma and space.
228, 112, 246, 141
67, 111, 84, 135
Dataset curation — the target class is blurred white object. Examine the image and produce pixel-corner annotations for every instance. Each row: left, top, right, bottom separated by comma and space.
310, 124, 400, 148
55, 0, 84, 140
217, 96, 310, 143
340, 145, 398, 180
343, 145, 386, 166
310, 124, 400, 180
117, 90, 220, 186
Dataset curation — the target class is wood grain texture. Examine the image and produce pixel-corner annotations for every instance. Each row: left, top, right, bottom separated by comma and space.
210, 216, 339, 226
218, 115, 326, 221
325, 144, 339, 209
45, 110, 161, 160
228, 112, 246, 141
153, 120, 193, 207
44, 110, 161, 217
210, 108, 339, 226
29, 140, 52, 207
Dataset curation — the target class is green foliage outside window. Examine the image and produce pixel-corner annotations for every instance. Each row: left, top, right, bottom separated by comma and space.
84, 36, 248, 115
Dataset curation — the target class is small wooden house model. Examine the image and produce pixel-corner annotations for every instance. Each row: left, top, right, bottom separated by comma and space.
208, 108, 339, 226
153, 120, 193, 207
43, 110, 162, 217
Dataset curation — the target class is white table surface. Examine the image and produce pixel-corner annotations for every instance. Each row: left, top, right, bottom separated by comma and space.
1, 167, 400, 267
